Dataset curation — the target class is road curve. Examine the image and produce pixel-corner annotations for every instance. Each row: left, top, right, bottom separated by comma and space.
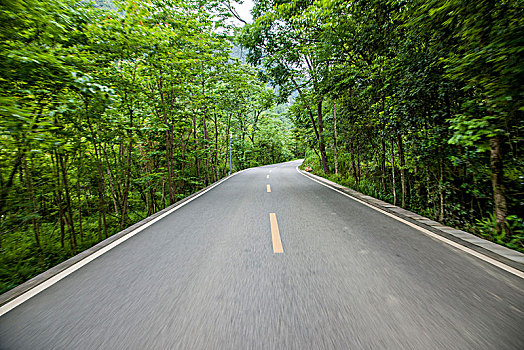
1, 160, 523, 349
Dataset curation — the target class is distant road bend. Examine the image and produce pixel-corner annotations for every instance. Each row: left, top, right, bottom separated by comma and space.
1, 160, 523, 349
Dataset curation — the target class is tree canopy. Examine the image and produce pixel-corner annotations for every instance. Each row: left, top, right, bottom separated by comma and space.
0, 0, 296, 293
1, 0, 523, 294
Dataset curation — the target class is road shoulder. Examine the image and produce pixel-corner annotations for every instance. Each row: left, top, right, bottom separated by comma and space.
298, 168, 524, 274
0, 170, 245, 308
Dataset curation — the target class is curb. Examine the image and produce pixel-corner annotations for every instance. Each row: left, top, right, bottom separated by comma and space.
0, 170, 245, 308
299, 169, 524, 274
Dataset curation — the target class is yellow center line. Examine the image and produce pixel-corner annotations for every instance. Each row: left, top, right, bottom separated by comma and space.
269, 213, 283, 253
267, 184, 271, 192
267, 174, 270, 179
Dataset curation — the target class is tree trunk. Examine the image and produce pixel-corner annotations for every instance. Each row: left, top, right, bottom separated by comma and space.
290, 77, 319, 140
0, 149, 23, 219
58, 153, 77, 252
193, 114, 201, 181
224, 114, 232, 175
202, 113, 210, 186
356, 141, 361, 184
166, 126, 176, 204
160, 99, 176, 203
439, 158, 444, 222
391, 140, 397, 206
161, 179, 166, 209
317, 100, 329, 174
381, 137, 386, 192
121, 103, 133, 228
349, 136, 357, 180
0, 102, 44, 219
121, 64, 138, 227
249, 111, 261, 145
101, 143, 120, 217
77, 157, 83, 243
380, 98, 386, 192
238, 116, 246, 169
333, 101, 338, 175
99, 162, 108, 240
23, 154, 41, 251
490, 136, 508, 235
213, 113, 219, 181
53, 152, 66, 249
85, 99, 107, 240
290, 78, 327, 173
180, 132, 188, 191
397, 133, 406, 208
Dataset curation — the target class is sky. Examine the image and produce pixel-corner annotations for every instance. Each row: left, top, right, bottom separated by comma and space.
231, 0, 255, 24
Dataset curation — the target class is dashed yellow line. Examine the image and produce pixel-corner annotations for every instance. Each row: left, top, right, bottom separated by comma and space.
269, 213, 283, 253
267, 184, 271, 192
266, 174, 269, 179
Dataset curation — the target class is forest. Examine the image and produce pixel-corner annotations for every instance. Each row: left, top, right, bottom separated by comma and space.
1, 0, 523, 294
0, 0, 296, 293
240, 0, 523, 250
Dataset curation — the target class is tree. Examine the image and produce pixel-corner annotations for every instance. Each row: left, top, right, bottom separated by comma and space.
243, 0, 523, 251
412, 0, 524, 235
0, 0, 294, 293
241, 0, 332, 173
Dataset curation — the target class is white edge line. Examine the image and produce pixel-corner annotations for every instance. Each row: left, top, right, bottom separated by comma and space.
0, 170, 246, 317
296, 167, 524, 279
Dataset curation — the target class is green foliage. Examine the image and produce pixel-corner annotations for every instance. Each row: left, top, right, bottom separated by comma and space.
0, 0, 296, 294
476, 214, 524, 252
245, 0, 524, 252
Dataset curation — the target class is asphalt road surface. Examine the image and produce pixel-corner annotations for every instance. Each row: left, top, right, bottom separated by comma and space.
1, 160, 523, 349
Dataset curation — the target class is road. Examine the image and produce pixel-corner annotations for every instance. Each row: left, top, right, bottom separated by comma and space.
1, 160, 523, 349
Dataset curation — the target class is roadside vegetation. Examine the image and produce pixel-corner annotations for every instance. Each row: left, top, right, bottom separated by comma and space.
1, 0, 522, 295
241, 0, 524, 252
0, 0, 296, 293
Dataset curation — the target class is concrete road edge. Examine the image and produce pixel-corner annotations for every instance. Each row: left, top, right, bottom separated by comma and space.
298, 168, 524, 274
